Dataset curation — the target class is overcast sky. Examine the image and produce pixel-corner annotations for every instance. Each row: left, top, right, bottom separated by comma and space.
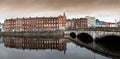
0, 0, 120, 23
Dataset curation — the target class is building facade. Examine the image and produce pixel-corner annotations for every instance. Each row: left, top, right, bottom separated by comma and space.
4, 14, 66, 32
86, 16, 96, 27
73, 18, 88, 29
65, 19, 74, 30
117, 20, 120, 27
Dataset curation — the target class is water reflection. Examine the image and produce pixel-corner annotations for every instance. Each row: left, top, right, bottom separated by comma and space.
0, 36, 114, 59
0, 36, 3, 43
70, 37, 120, 59
4, 36, 66, 52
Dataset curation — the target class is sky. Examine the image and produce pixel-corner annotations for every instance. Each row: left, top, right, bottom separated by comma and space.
0, 0, 120, 23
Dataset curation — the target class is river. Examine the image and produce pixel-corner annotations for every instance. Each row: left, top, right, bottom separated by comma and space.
0, 36, 116, 59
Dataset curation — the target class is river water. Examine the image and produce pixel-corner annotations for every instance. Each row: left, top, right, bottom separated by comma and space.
0, 36, 118, 59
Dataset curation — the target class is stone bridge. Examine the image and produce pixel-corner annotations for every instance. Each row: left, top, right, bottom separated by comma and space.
64, 30, 120, 39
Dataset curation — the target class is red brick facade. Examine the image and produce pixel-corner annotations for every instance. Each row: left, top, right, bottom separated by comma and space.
4, 14, 66, 32
73, 18, 88, 28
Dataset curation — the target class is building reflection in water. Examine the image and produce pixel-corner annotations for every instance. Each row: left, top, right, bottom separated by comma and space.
4, 37, 66, 52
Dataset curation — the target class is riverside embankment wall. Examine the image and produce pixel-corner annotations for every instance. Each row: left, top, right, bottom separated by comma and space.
0, 31, 64, 38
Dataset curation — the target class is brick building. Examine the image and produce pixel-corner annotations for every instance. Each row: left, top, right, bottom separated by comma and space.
73, 18, 88, 28
4, 13, 66, 32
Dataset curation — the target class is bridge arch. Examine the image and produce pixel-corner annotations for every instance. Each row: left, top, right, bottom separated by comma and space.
77, 33, 93, 43
95, 35, 120, 51
70, 32, 76, 38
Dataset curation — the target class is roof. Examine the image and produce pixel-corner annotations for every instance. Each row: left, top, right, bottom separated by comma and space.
5, 16, 58, 21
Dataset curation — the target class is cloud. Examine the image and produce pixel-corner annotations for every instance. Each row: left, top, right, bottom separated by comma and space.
0, 0, 120, 23
0, 0, 120, 11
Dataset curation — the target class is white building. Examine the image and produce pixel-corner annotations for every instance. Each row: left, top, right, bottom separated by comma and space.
110, 24, 118, 27
86, 16, 96, 27
0, 23, 4, 32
